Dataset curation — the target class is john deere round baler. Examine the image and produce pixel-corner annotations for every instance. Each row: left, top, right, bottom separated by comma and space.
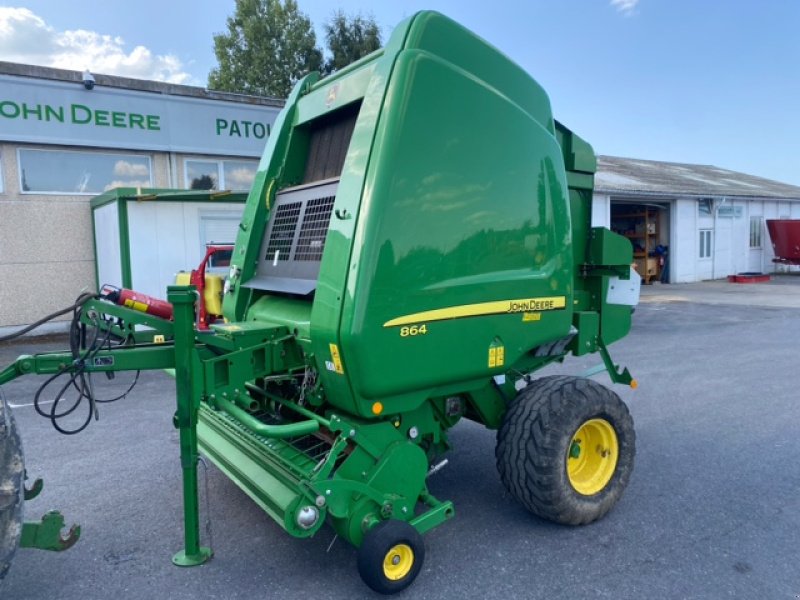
0, 11, 639, 594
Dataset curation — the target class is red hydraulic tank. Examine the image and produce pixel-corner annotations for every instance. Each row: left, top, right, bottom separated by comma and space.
767, 220, 800, 265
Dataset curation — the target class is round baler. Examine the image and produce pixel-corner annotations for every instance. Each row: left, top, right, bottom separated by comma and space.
0, 11, 639, 594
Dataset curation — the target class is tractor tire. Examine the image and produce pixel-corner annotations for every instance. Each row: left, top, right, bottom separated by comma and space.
357, 520, 425, 595
0, 394, 24, 579
496, 375, 635, 526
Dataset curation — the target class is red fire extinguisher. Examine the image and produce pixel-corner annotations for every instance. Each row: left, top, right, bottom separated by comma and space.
100, 285, 174, 320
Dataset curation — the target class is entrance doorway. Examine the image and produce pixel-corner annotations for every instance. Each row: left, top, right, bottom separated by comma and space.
610, 201, 671, 283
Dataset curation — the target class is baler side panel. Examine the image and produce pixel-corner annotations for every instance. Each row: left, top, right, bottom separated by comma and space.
339, 48, 574, 412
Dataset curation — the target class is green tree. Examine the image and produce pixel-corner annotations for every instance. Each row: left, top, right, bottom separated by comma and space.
208, 0, 322, 98
323, 11, 382, 75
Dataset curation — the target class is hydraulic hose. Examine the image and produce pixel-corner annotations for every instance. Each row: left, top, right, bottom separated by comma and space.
1, 291, 139, 435
0, 292, 97, 343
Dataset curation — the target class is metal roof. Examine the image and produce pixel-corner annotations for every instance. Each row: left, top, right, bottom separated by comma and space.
595, 155, 800, 200
0, 61, 285, 108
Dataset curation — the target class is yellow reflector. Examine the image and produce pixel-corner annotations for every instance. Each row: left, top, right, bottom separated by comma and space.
630, 379, 639, 390
372, 402, 383, 415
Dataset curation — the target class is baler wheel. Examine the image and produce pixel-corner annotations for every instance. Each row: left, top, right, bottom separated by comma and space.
357, 519, 425, 595
495, 375, 635, 526
0, 394, 24, 579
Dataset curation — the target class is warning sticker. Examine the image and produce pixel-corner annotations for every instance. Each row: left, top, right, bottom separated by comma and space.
488, 345, 505, 368
329, 343, 344, 374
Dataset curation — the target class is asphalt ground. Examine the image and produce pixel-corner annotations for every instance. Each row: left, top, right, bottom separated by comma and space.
2, 277, 800, 599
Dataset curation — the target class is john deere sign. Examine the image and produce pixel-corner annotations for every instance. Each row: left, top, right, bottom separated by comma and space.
0, 74, 280, 157
0, 101, 163, 130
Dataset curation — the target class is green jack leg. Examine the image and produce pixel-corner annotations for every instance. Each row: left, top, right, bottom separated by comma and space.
168, 286, 212, 567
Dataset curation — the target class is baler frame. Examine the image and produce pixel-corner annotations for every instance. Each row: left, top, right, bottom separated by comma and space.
1, 277, 632, 564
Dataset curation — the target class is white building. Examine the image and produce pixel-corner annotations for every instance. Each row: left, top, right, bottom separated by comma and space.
0, 62, 282, 332
592, 156, 800, 284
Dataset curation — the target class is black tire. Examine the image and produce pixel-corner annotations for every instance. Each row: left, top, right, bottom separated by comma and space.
496, 375, 635, 526
0, 394, 24, 579
357, 520, 425, 595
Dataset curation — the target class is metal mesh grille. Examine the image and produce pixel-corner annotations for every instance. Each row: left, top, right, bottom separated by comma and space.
294, 196, 335, 261
248, 179, 338, 294
265, 201, 302, 261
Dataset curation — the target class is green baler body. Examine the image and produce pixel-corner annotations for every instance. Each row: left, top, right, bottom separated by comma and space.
225, 11, 631, 420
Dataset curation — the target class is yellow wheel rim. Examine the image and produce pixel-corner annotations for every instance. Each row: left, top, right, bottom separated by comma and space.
383, 543, 414, 581
567, 418, 619, 495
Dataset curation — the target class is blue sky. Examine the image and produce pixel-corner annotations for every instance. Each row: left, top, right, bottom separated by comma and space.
2, 1, 799, 185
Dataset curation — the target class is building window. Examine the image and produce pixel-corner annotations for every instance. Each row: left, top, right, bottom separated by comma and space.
18, 148, 152, 194
185, 159, 258, 191
698, 198, 713, 216
699, 229, 712, 259
749, 216, 762, 248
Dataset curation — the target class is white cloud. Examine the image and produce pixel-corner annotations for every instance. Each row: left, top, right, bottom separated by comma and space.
610, 0, 640, 15
224, 167, 256, 190
113, 160, 149, 177
0, 8, 190, 83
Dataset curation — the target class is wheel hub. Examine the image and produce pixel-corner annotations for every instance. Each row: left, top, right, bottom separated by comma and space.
383, 543, 414, 581
567, 418, 619, 495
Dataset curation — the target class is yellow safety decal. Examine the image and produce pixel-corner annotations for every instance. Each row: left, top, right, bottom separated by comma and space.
123, 299, 148, 313
522, 312, 542, 322
265, 178, 275, 209
153, 334, 165, 344
383, 296, 566, 327
329, 343, 344, 375
488, 345, 505, 368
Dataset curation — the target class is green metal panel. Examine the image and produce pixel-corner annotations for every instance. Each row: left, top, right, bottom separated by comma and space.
117, 199, 132, 289
90, 203, 101, 291
571, 311, 600, 356
90, 188, 248, 209
341, 47, 572, 412
588, 227, 633, 267
403, 12, 555, 134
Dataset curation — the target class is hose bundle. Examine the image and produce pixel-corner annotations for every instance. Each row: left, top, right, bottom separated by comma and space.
2, 292, 140, 434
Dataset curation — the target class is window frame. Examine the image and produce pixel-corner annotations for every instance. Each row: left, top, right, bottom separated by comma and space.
749, 216, 762, 249
16, 147, 153, 196
699, 229, 713, 259
183, 157, 258, 191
